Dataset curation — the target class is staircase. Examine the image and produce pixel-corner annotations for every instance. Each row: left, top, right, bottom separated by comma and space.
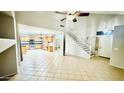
67, 32, 91, 58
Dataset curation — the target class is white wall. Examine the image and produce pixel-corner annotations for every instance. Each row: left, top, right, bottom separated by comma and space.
98, 35, 113, 58
65, 14, 124, 58
65, 34, 90, 58
110, 25, 124, 69
19, 24, 63, 35
65, 17, 91, 58
16, 12, 124, 59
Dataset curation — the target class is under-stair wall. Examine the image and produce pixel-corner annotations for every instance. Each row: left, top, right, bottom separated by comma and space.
65, 17, 91, 59
65, 32, 91, 59
66, 34, 91, 58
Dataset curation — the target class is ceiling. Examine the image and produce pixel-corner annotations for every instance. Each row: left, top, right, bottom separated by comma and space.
16, 11, 66, 31
19, 24, 63, 36
15, 11, 124, 33
90, 11, 124, 14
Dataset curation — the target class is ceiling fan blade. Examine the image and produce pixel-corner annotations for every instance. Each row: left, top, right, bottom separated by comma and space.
72, 11, 90, 16
60, 17, 66, 21
55, 11, 67, 15
60, 25, 64, 27
78, 13, 90, 16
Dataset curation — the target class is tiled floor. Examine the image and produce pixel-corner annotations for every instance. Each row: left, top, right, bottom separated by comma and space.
10, 49, 124, 81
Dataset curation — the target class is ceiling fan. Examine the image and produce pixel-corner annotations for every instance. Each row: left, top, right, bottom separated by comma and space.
55, 11, 90, 22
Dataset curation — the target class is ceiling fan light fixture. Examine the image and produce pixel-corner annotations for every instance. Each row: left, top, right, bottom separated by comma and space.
73, 18, 77, 22
66, 15, 77, 23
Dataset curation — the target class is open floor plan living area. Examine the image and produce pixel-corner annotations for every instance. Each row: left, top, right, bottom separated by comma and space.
0, 11, 124, 81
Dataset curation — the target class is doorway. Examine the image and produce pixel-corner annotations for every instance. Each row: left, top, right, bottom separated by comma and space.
18, 24, 64, 62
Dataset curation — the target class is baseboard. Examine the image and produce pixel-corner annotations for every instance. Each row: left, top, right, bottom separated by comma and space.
0, 73, 17, 81
109, 63, 124, 69
65, 54, 90, 59
0, 73, 17, 77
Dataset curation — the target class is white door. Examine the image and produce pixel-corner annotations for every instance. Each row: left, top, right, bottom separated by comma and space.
98, 35, 113, 58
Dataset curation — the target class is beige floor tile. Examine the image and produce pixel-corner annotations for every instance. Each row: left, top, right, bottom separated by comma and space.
38, 76, 46, 81
45, 77, 54, 81
61, 74, 68, 79
9, 49, 124, 81
68, 74, 76, 80
75, 75, 83, 80
29, 76, 39, 81
54, 73, 61, 79
33, 72, 42, 76
40, 72, 48, 77
47, 73, 55, 78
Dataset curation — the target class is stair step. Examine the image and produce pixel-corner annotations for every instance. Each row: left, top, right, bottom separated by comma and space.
67, 32, 91, 54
